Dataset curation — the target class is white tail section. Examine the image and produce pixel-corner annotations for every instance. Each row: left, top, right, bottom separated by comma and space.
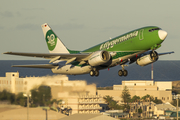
41, 23, 69, 54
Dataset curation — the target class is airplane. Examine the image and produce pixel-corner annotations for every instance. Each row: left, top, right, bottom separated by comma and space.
4, 23, 174, 77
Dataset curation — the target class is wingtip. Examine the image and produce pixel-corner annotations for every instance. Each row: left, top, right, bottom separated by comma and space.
3, 52, 8, 54
170, 51, 174, 54
3, 52, 12, 54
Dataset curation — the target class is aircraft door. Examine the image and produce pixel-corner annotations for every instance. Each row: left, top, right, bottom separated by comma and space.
139, 29, 144, 40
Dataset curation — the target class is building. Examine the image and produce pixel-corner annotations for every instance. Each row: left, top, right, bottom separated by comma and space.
0, 73, 173, 115
0, 72, 69, 94
0, 72, 103, 114
97, 80, 172, 103
103, 110, 129, 118
129, 101, 155, 118
50, 82, 102, 114
154, 103, 176, 117
129, 102, 176, 118
170, 111, 180, 118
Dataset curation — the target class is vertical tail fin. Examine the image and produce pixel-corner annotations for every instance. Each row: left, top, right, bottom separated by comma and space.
41, 23, 69, 54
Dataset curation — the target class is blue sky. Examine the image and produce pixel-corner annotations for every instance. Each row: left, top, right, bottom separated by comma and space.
0, 0, 179, 60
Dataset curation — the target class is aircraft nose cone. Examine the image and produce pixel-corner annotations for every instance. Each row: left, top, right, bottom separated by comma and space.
158, 30, 167, 40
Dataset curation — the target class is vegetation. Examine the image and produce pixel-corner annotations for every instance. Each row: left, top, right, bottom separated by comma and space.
0, 90, 27, 106
103, 95, 123, 110
121, 86, 131, 112
153, 97, 163, 104
103, 86, 132, 111
141, 94, 154, 101
138, 108, 142, 114
30, 85, 52, 107
130, 95, 140, 103
171, 99, 177, 106
103, 95, 113, 105
121, 86, 131, 104
0, 85, 59, 108
103, 87, 163, 113
97, 86, 113, 90
0, 90, 15, 103
171, 98, 180, 107
141, 94, 162, 104
15, 92, 27, 106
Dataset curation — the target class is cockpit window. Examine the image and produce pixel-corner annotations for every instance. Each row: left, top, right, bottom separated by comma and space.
149, 28, 161, 32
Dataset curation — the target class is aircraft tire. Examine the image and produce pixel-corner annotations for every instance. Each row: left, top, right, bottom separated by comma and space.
123, 70, 128, 76
95, 70, 99, 77
118, 70, 123, 76
90, 70, 95, 76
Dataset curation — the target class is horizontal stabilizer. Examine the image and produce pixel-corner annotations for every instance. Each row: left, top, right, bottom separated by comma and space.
12, 64, 57, 69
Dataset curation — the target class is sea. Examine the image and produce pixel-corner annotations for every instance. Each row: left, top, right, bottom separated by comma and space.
0, 60, 180, 87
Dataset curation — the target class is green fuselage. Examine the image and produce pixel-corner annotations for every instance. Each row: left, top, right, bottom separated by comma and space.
53, 26, 165, 75
81, 26, 163, 59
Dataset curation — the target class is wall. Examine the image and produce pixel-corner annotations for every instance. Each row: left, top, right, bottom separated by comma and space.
155, 81, 172, 90
97, 80, 172, 103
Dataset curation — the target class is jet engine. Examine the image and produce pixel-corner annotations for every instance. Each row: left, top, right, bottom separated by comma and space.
136, 51, 158, 66
88, 51, 110, 66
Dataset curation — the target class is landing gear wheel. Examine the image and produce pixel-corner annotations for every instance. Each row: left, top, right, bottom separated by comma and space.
123, 70, 128, 76
118, 70, 123, 76
90, 70, 95, 76
119, 64, 129, 77
118, 70, 128, 76
95, 70, 99, 77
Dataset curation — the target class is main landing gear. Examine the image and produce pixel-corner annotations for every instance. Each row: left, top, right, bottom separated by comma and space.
90, 69, 99, 77
118, 65, 128, 77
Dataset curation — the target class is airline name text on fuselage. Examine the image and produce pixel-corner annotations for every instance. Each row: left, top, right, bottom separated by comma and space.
100, 31, 138, 50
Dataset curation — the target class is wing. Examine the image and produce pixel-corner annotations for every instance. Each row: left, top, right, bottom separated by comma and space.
158, 51, 174, 56
12, 64, 57, 69
3, 52, 90, 64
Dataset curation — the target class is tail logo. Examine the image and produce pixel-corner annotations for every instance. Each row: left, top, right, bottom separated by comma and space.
46, 30, 57, 51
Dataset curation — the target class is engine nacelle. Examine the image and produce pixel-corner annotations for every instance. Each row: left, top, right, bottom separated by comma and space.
88, 51, 110, 66
136, 51, 158, 66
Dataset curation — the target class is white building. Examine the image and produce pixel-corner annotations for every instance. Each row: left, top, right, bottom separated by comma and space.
0, 72, 103, 114
0, 72, 69, 94
98, 80, 172, 103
